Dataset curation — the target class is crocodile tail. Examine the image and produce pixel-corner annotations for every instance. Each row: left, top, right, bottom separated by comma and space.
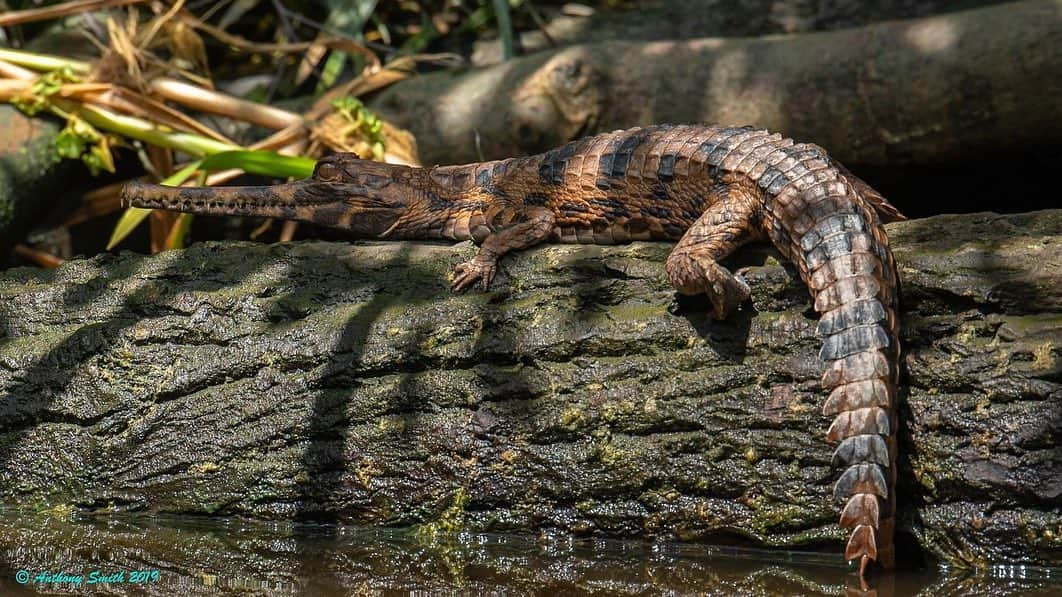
764, 155, 901, 573
802, 183, 900, 573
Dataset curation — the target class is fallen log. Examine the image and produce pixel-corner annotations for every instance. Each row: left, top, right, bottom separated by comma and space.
0, 210, 1058, 568
368, 0, 1062, 170
469, 0, 1014, 65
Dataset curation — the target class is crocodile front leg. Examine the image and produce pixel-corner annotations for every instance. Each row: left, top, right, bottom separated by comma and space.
665, 181, 764, 320
452, 205, 556, 292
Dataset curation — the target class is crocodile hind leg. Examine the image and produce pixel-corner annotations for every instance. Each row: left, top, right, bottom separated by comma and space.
452, 205, 556, 292
665, 181, 764, 319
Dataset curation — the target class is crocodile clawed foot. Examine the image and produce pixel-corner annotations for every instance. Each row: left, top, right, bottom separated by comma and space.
452, 258, 497, 292
706, 271, 751, 320
665, 250, 752, 320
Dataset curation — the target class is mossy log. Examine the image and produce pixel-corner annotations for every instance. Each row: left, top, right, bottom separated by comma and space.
0, 210, 1059, 569
368, 0, 1062, 169
0, 105, 73, 260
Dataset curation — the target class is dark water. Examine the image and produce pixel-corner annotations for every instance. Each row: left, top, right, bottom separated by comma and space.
0, 511, 1057, 596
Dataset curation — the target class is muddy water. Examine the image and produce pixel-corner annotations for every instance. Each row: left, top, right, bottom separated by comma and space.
0, 511, 1057, 596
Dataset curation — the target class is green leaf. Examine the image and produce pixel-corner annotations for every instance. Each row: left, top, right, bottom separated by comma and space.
199, 150, 316, 179
107, 206, 153, 251
162, 161, 206, 186
11, 67, 81, 116
54, 127, 86, 159
316, 51, 348, 93
329, 96, 386, 160
51, 115, 115, 175
106, 161, 202, 250
324, 0, 378, 35
315, 0, 377, 92
165, 213, 195, 250
491, 0, 515, 60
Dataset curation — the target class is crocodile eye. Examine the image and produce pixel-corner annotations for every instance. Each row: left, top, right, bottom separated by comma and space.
316, 162, 341, 182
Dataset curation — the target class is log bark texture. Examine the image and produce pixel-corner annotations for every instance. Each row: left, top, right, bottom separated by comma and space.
470, 0, 1018, 65
368, 0, 1062, 169
0, 210, 1059, 569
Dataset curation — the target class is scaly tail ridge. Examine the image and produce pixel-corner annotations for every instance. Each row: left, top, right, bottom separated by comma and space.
807, 205, 899, 574
737, 131, 900, 576
674, 127, 899, 576
777, 167, 900, 576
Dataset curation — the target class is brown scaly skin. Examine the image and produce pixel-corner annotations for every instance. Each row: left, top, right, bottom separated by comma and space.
121, 124, 904, 581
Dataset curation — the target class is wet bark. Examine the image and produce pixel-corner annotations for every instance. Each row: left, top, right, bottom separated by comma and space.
368, 0, 1062, 169
0, 210, 1058, 568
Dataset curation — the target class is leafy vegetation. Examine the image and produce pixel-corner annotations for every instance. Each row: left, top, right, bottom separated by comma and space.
0, 0, 600, 265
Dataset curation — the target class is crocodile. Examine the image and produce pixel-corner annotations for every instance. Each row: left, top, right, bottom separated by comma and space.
121, 124, 904, 578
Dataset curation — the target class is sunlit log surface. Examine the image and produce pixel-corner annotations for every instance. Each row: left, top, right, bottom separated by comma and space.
369, 0, 1062, 169
0, 210, 1058, 570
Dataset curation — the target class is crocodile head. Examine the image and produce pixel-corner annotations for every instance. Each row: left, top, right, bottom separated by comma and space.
120, 154, 422, 238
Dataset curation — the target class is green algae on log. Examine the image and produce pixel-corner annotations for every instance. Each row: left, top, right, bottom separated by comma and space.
0, 210, 1058, 569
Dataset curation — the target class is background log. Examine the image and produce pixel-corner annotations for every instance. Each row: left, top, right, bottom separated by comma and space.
368, 0, 1062, 170
0, 210, 1059, 568
469, 0, 1018, 65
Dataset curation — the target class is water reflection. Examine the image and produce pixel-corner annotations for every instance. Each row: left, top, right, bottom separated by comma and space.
0, 511, 1056, 596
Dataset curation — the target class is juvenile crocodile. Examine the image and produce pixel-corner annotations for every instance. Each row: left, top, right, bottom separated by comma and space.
122, 124, 904, 577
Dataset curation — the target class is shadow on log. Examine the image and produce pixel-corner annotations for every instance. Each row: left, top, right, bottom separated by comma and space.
0, 210, 1058, 569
